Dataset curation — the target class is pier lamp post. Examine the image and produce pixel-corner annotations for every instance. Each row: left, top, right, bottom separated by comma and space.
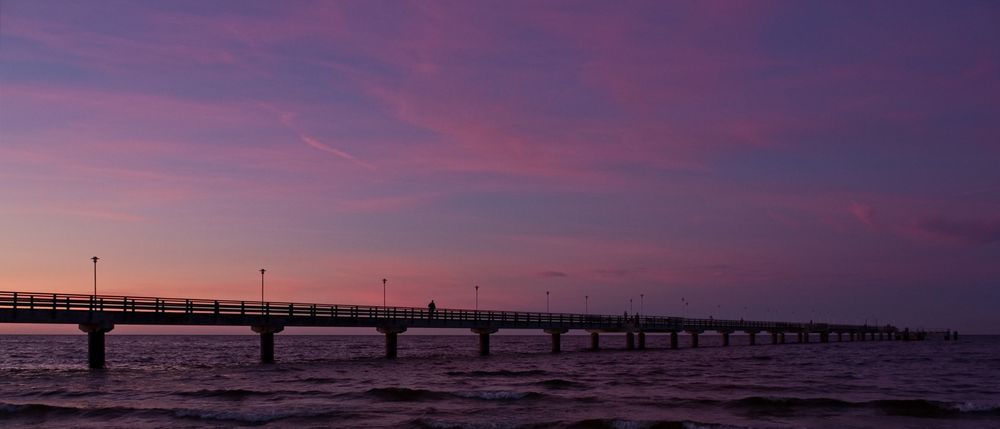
585, 295, 589, 314
546, 291, 550, 312
260, 268, 266, 304
475, 285, 479, 311
629, 298, 633, 314
382, 278, 387, 307
91, 256, 99, 296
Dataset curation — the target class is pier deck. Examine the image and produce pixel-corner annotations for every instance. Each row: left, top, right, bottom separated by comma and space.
1, 291, 936, 368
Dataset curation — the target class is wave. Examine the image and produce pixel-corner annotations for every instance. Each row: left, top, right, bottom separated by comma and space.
535, 378, 587, 389
446, 369, 548, 377
565, 419, 754, 429
407, 417, 753, 429
871, 399, 1000, 417
177, 388, 274, 399
727, 396, 852, 409
14, 388, 95, 398
366, 387, 451, 401
297, 376, 341, 383
365, 387, 545, 402
176, 388, 329, 400
171, 407, 349, 423
452, 390, 545, 401
0, 402, 84, 417
723, 396, 1000, 417
0, 401, 350, 424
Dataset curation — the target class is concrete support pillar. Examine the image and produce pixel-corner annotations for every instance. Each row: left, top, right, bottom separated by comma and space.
479, 332, 490, 355
625, 332, 635, 350
260, 332, 275, 363
637, 332, 646, 350
689, 331, 700, 348
804, 332, 810, 343
545, 329, 567, 353
377, 326, 407, 359
385, 332, 398, 358
870, 332, 876, 341
953, 331, 958, 340
79, 322, 114, 369
670, 332, 678, 349
780, 332, 786, 344
472, 328, 499, 356
590, 331, 600, 351
849, 332, 855, 341
770, 332, 778, 345
721, 332, 731, 346
748, 332, 757, 346
89, 331, 106, 368
797, 332, 804, 343
820, 332, 829, 343
879, 332, 884, 341
838, 332, 843, 342
252, 325, 284, 363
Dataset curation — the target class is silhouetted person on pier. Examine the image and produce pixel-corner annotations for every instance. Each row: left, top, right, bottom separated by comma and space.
428, 300, 436, 318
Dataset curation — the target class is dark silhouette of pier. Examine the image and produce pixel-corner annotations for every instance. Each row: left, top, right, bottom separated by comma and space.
1, 291, 948, 368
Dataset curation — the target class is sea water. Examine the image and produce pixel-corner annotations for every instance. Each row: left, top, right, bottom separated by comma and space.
1, 334, 998, 428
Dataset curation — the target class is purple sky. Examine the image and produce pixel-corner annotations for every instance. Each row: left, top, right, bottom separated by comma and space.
1, 1, 998, 334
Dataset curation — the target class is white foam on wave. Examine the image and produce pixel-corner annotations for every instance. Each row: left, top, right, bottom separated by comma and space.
951, 401, 1000, 413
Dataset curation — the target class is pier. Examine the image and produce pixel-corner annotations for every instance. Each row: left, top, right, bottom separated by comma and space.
1, 291, 928, 369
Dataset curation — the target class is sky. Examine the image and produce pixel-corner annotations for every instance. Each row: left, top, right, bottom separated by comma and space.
1, 0, 998, 334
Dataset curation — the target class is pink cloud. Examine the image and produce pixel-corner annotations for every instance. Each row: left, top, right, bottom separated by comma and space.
334, 194, 439, 214
912, 216, 1000, 245
849, 201, 877, 228
0, 207, 143, 223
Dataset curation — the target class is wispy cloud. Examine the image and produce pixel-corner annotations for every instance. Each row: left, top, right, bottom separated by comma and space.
264, 105, 375, 170
593, 269, 629, 278
297, 134, 375, 170
538, 271, 568, 278
914, 216, 1000, 245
